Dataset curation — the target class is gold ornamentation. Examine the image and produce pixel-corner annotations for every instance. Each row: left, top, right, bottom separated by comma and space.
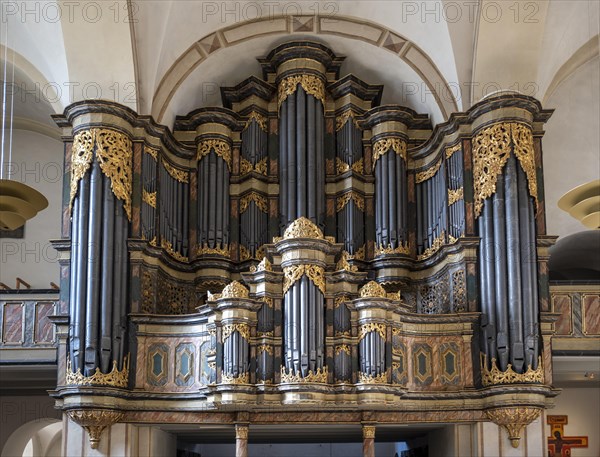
280, 365, 328, 383
244, 111, 268, 132
354, 245, 366, 260
363, 425, 376, 439
283, 264, 326, 295
334, 295, 351, 308
415, 158, 442, 183
239, 245, 251, 261
197, 139, 232, 171
278, 74, 325, 110
70, 129, 133, 220
236, 425, 249, 440
240, 157, 268, 176
359, 281, 387, 298
417, 230, 446, 260
372, 138, 407, 169
251, 257, 273, 273
448, 187, 464, 206
258, 331, 274, 337
221, 281, 250, 299
255, 157, 268, 175
335, 330, 351, 337
445, 143, 461, 159
485, 407, 541, 448
448, 234, 459, 244
161, 239, 189, 262
481, 353, 544, 386
336, 251, 358, 272
149, 236, 157, 247
335, 109, 361, 131
472, 122, 538, 217
335, 344, 351, 355
240, 158, 253, 175
359, 322, 386, 340
336, 191, 365, 212
162, 160, 189, 183
222, 323, 250, 341
352, 158, 364, 174
142, 189, 157, 208
358, 371, 387, 384
207, 291, 221, 301
336, 157, 350, 174
221, 372, 250, 384
387, 291, 402, 301
240, 192, 268, 213
257, 344, 274, 355
69, 130, 94, 214
261, 296, 274, 307
282, 217, 324, 240
67, 409, 124, 450
145, 146, 159, 161
66, 355, 129, 388
197, 243, 230, 257
375, 242, 410, 256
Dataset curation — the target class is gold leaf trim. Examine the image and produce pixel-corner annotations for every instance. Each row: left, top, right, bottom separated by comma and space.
161, 239, 188, 262
221, 280, 250, 299
448, 187, 464, 206
372, 138, 407, 169
163, 160, 189, 183
358, 371, 387, 384
250, 257, 273, 272
375, 242, 410, 257
244, 111, 267, 132
66, 355, 129, 388
142, 189, 156, 208
69, 130, 95, 214
354, 245, 366, 260
278, 74, 325, 110
415, 158, 442, 184
221, 372, 250, 384
240, 192, 268, 213
359, 281, 387, 298
359, 322, 386, 340
283, 264, 326, 295
336, 191, 365, 212
336, 157, 350, 174
257, 344, 274, 355
261, 296, 274, 308
282, 217, 324, 240
67, 409, 124, 450
222, 322, 250, 340
485, 407, 541, 448
481, 353, 544, 387
334, 294, 351, 309
240, 157, 268, 176
197, 243, 230, 258
445, 143, 461, 159
145, 146, 159, 161
511, 123, 538, 211
280, 365, 328, 383
197, 139, 232, 171
417, 230, 445, 261
336, 109, 361, 131
336, 251, 359, 272
239, 245, 251, 261
335, 344, 351, 355
363, 425, 377, 438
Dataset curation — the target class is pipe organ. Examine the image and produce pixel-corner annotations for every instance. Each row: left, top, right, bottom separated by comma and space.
53, 42, 558, 451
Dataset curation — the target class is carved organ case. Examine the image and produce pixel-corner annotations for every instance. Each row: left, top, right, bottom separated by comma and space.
55, 42, 557, 447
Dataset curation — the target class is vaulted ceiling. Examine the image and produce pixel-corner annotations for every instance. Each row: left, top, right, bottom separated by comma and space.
1, 0, 599, 239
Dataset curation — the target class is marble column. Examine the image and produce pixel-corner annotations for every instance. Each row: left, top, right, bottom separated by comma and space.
362, 424, 376, 457
236, 424, 249, 457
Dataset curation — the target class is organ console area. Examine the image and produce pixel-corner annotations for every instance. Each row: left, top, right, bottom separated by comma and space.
52, 41, 557, 451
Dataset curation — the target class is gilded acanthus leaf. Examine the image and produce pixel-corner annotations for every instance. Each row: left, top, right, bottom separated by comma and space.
447, 187, 464, 206
359, 281, 387, 298
197, 139, 232, 171
69, 130, 95, 213
278, 74, 325, 110
336, 191, 365, 212
283, 264, 326, 295
415, 158, 442, 183
372, 137, 407, 169
239, 192, 268, 213
282, 217, 324, 240
220, 280, 250, 299
244, 111, 268, 132
335, 109, 361, 131
162, 160, 189, 183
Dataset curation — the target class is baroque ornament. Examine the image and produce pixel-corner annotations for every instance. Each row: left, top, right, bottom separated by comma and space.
142, 189, 157, 208
161, 239, 189, 262
197, 138, 232, 171
162, 159, 189, 183
197, 243, 230, 258
358, 371, 388, 384
67, 409, 124, 449
335, 109, 361, 131
70, 128, 133, 220
66, 355, 129, 388
278, 74, 325, 110
445, 143, 461, 159
336, 251, 359, 272
283, 264, 326, 295
221, 372, 250, 384
244, 111, 268, 132
363, 425, 376, 439
280, 365, 328, 383
372, 137, 407, 169
375, 242, 410, 257
472, 122, 538, 217
222, 323, 251, 341
481, 353, 544, 386
485, 407, 541, 448
359, 322, 387, 340
359, 281, 387, 298
415, 158, 442, 183
336, 191, 365, 212
417, 230, 446, 261
250, 257, 273, 273
282, 217, 324, 240
239, 192, 268, 213
448, 187, 464, 206
240, 157, 268, 176
220, 280, 250, 299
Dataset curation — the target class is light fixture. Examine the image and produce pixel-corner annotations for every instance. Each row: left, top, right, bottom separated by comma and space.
584, 372, 596, 380
558, 180, 600, 230
0, 18, 48, 231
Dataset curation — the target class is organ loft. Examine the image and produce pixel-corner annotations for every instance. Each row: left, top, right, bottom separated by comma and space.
50, 41, 559, 456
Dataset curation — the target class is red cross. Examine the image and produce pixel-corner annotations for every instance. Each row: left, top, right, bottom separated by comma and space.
547, 415, 588, 457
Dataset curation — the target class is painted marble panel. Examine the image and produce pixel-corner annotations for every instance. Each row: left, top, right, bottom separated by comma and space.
2, 303, 23, 344
582, 294, 600, 336
552, 294, 573, 335
34, 302, 55, 343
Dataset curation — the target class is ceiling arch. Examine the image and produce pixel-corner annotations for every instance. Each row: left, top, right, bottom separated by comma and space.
150, 14, 459, 126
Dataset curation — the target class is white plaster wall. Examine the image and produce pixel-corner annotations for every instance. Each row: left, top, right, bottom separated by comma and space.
0, 130, 63, 289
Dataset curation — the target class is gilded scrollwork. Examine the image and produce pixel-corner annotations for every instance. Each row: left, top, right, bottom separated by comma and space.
67, 409, 124, 450
359, 281, 387, 298
358, 371, 387, 384
336, 191, 365, 212
240, 157, 268, 176
335, 344, 351, 355
145, 146, 159, 161
415, 158, 442, 184
359, 322, 386, 340
250, 257, 273, 273
220, 280, 250, 299
445, 143, 461, 159
221, 372, 250, 384
485, 407, 541, 448
511, 123, 538, 210
336, 157, 350, 174
222, 323, 250, 341
197, 243, 230, 258
197, 138, 232, 171
334, 294, 351, 308
257, 344, 274, 355
375, 242, 410, 257
280, 365, 328, 383
161, 239, 189, 263
162, 160, 189, 183
447, 187, 464, 205
480, 353, 544, 386
142, 189, 157, 208
372, 137, 407, 168
335, 109, 361, 131
417, 230, 446, 261
336, 251, 358, 272
66, 355, 129, 388
282, 217, 324, 240
239, 192, 268, 213
283, 264, 326, 295
69, 130, 94, 214
244, 111, 268, 132
278, 74, 325, 110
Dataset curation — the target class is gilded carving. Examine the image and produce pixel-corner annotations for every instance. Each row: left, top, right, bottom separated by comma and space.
445, 143, 461, 159
197, 243, 230, 257
282, 217, 324, 240
239, 245, 251, 261
66, 355, 129, 388
145, 146, 159, 161
142, 189, 157, 208
359, 322, 386, 340
415, 158, 442, 184
257, 344, 274, 355
511, 123, 538, 210
278, 74, 325, 110
280, 365, 328, 383
375, 242, 410, 256
481, 353, 544, 386
334, 295, 351, 308
335, 109, 361, 131
250, 257, 273, 273
240, 192, 268, 213
69, 130, 94, 214
197, 139, 232, 171
240, 157, 268, 176
336, 191, 365, 212
372, 137, 407, 168
67, 409, 124, 450
221, 372, 250, 384
354, 245, 366, 260
358, 371, 387, 384
222, 323, 251, 341
244, 111, 268, 132
417, 230, 446, 261
359, 281, 387, 299
448, 187, 464, 206
336, 251, 358, 272
363, 425, 376, 439
161, 239, 189, 263
283, 264, 326, 295
162, 159, 189, 184
236, 425, 250, 440
335, 344, 351, 355
336, 157, 350, 174
221, 280, 250, 299
485, 407, 541, 448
